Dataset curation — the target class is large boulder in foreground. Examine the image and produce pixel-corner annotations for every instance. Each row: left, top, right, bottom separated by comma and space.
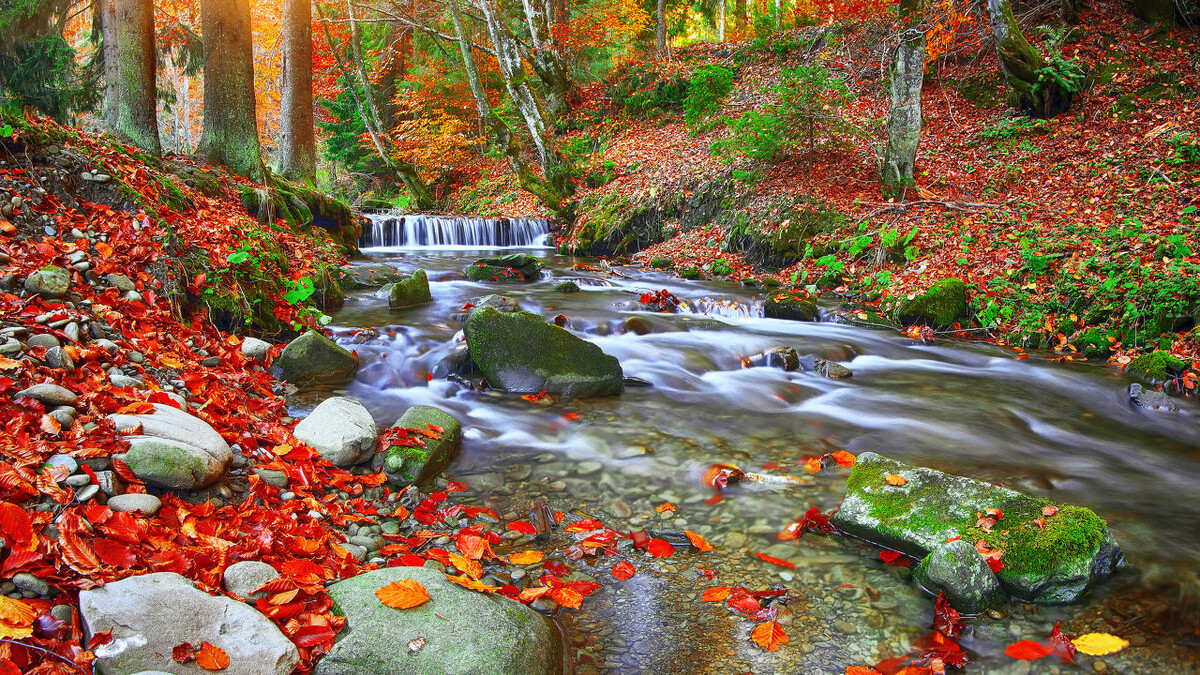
464, 306, 623, 397
388, 269, 432, 309
293, 396, 377, 466
464, 253, 542, 282
273, 330, 359, 386
109, 404, 232, 489
79, 572, 298, 675
378, 405, 462, 488
890, 278, 967, 327
831, 452, 1124, 604
314, 567, 562, 675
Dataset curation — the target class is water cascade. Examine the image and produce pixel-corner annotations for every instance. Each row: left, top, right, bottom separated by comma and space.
361, 212, 553, 249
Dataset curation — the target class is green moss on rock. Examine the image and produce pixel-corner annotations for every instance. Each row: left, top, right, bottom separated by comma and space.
1072, 326, 1116, 357
833, 452, 1124, 604
464, 306, 623, 398
553, 280, 581, 293
892, 278, 967, 327
1126, 350, 1185, 382
388, 269, 432, 309
382, 405, 462, 488
272, 330, 359, 386
764, 292, 818, 322
650, 257, 672, 269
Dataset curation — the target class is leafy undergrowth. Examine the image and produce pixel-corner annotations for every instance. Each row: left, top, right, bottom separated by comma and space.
522, 2, 1200, 390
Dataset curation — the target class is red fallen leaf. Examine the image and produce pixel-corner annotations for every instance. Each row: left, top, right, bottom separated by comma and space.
704, 493, 724, 505
1, 549, 43, 576
879, 550, 909, 567
39, 414, 60, 434
173, 643, 197, 663
88, 629, 113, 649
727, 595, 761, 614
1043, 505, 1058, 517
702, 586, 731, 602
562, 412, 581, 421
1048, 622, 1077, 663
933, 593, 962, 638
751, 552, 795, 569
845, 667, 883, 675
93, 538, 138, 569
0, 502, 33, 546
655, 502, 676, 513
1033, 517, 1046, 529
885, 474, 908, 486
646, 539, 674, 558
751, 620, 789, 652
196, 641, 230, 670
830, 450, 856, 467
1004, 640, 1053, 660
508, 520, 537, 535
611, 561, 636, 580
800, 457, 824, 474
987, 557, 1005, 573
703, 463, 744, 489
290, 624, 336, 647
550, 586, 583, 609
685, 530, 715, 552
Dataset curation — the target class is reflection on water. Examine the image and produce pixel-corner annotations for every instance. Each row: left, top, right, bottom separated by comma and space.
324, 245, 1200, 672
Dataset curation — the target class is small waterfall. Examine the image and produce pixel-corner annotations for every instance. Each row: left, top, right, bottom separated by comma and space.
361, 212, 553, 249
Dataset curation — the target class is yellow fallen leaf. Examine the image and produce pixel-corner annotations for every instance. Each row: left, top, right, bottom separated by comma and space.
508, 550, 544, 565
1072, 633, 1129, 656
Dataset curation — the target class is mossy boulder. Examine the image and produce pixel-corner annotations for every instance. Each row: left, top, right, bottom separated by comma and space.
379, 406, 462, 488
914, 539, 1006, 614
388, 269, 432, 309
831, 452, 1124, 604
553, 280, 581, 293
340, 263, 404, 289
1071, 326, 1116, 357
891, 278, 967, 327
1125, 350, 1185, 383
764, 292, 818, 322
465, 254, 542, 282
680, 268, 702, 280
25, 266, 70, 298
315, 567, 562, 675
649, 257, 672, 269
272, 330, 359, 386
464, 306, 623, 397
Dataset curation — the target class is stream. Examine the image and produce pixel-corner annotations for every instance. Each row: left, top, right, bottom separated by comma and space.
313, 216, 1200, 674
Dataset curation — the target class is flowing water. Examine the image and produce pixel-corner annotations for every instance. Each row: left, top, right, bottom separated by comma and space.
317, 216, 1200, 674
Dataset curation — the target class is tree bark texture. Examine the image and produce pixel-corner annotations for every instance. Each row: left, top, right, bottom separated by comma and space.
113, 0, 161, 155
277, 0, 316, 183
99, 0, 120, 132
198, 0, 265, 180
735, 0, 747, 37
718, 0, 725, 41
985, 0, 1070, 118
881, 0, 925, 199
656, 0, 666, 54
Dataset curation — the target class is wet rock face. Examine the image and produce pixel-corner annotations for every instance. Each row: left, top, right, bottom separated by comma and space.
293, 396, 377, 467
315, 567, 562, 675
340, 263, 404, 289
764, 293, 818, 322
79, 572, 299, 675
25, 265, 70, 298
1129, 383, 1178, 413
914, 538, 1006, 614
831, 452, 1124, 604
272, 330, 359, 386
464, 306, 623, 398
388, 268, 432, 309
465, 254, 543, 282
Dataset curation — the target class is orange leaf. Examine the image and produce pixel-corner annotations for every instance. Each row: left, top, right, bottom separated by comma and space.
655, 502, 676, 513
885, 474, 908, 486
751, 551, 795, 569
830, 450, 856, 467
611, 561, 636, 580
751, 620, 789, 652
0, 356, 19, 371
800, 457, 823, 473
646, 539, 674, 558
845, 667, 882, 675
446, 574, 500, 594
448, 553, 482, 580
159, 354, 186, 368
550, 586, 583, 609
196, 642, 229, 671
0, 597, 35, 626
702, 586, 731, 602
508, 550, 544, 565
375, 579, 431, 609
1004, 640, 1053, 660
95, 241, 115, 258
685, 530, 715, 552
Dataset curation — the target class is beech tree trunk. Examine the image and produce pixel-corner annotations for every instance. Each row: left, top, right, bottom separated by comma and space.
99, 0, 120, 131
277, 0, 315, 183
198, 0, 265, 180
656, 0, 666, 55
985, 0, 1070, 118
881, 0, 925, 199
1133, 0, 1176, 25
718, 0, 725, 41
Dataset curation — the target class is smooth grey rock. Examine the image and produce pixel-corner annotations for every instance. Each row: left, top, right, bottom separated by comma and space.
272, 330, 359, 386
222, 561, 280, 600
26, 333, 60, 350
294, 397, 376, 467
94, 338, 119, 354
315, 567, 561, 675
830, 452, 1124, 604
79, 572, 298, 675
107, 273, 136, 293
106, 493, 161, 516
109, 371, 143, 388
25, 266, 70, 298
914, 539, 1006, 614
241, 336, 271, 361
1128, 383, 1178, 413
108, 404, 231, 489
46, 453, 78, 473
44, 346, 74, 371
14, 383, 77, 406
253, 468, 289, 488
49, 408, 75, 426
12, 572, 49, 596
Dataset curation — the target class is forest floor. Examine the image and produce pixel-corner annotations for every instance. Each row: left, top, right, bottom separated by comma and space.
454, 1, 1200, 391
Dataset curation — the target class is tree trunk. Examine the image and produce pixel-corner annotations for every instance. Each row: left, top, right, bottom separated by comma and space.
1061, 0, 1082, 24
113, 0, 161, 155
985, 0, 1070, 118
1133, 0, 1175, 25
656, 0, 666, 55
277, 0, 315, 183
99, 0, 121, 132
735, 0, 746, 37
718, 0, 725, 41
881, 0, 926, 199
198, 0, 265, 180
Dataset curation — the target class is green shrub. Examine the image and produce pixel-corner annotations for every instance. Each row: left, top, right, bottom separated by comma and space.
608, 63, 690, 119
685, 65, 735, 128
711, 259, 734, 276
